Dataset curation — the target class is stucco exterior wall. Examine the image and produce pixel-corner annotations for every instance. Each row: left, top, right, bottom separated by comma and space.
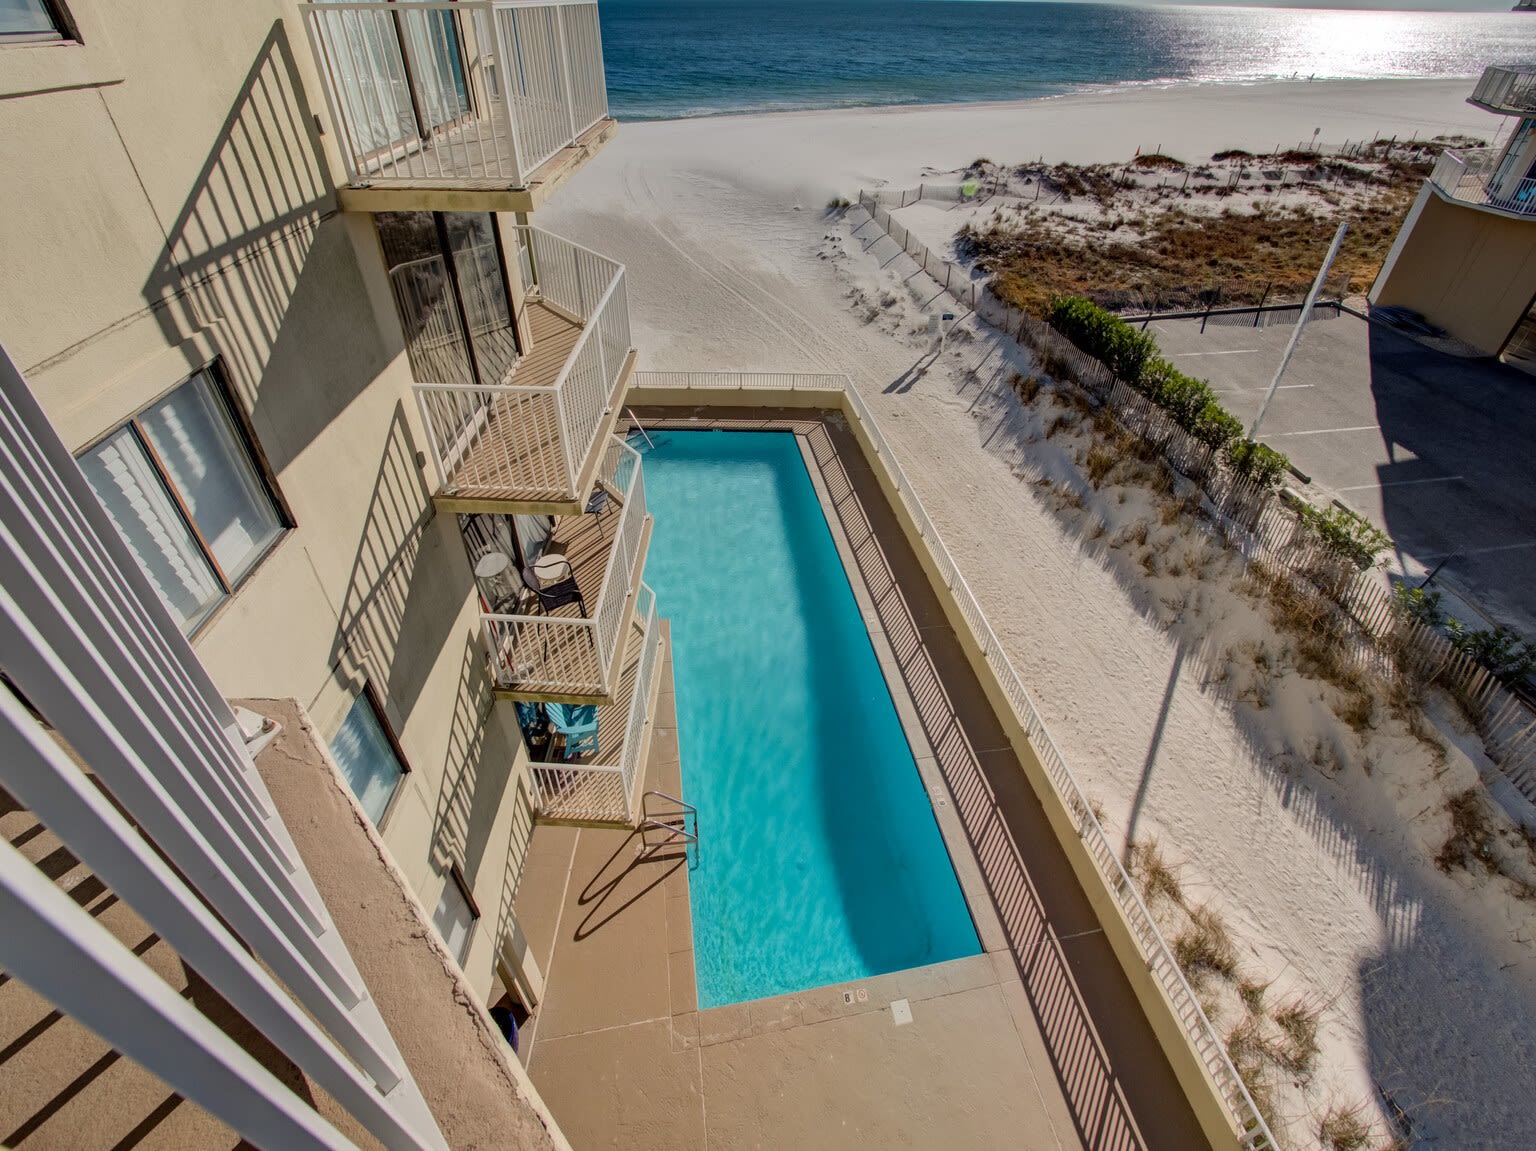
1370, 181, 1536, 355
0, 0, 535, 1003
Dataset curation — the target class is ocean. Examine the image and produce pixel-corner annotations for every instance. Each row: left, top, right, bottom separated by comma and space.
599, 0, 1536, 121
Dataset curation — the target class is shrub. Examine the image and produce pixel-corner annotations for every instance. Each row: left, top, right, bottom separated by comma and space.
1049, 296, 1157, 382
1138, 357, 1243, 449
1390, 582, 1444, 628
1446, 622, 1536, 685
1295, 503, 1390, 571
1190, 399, 1245, 449
1225, 439, 1290, 487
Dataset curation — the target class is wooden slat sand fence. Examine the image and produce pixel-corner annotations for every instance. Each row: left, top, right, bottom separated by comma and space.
852, 191, 1536, 804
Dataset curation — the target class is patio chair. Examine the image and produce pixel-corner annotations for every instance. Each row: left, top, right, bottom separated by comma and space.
523, 555, 587, 617
584, 487, 610, 522
546, 702, 598, 761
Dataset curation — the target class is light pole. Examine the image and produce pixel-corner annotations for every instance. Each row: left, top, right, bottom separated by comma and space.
1247, 221, 1349, 442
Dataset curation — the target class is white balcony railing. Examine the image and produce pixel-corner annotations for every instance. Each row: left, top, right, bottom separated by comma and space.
300, 0, 609, 189
413, 226, 632, 503
1469, 64, 1536, 117
529, 582, 660, 822
0, 349, 448, 1151
482, 435, 648, 698
1430, 147, 1536, 217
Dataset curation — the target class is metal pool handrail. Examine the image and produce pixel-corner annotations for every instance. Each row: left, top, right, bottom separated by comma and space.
629, 370, 1276, 1150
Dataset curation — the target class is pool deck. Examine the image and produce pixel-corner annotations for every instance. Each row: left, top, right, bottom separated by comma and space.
511, 411, 1211, 1150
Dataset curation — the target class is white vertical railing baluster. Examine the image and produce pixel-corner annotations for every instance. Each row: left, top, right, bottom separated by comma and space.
0, 838, 364, 1151
0, 346, 450, 1150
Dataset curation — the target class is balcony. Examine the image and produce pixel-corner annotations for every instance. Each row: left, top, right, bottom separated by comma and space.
413, 226, 636, 512
1468, 64, 1536, 117
480, 435, 652, 703
526, 583, 663, 823
299, 0, 616, 212
1429, 147, 1536, 217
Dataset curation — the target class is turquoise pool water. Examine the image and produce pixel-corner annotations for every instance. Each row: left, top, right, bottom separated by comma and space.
639, 430, 980, 1009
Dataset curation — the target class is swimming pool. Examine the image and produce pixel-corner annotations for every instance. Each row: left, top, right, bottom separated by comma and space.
639, 429, 980, 1009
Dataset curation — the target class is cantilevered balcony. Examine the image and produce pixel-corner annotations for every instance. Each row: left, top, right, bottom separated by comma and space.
414, 226, 636, 513
1429, 147, 1536, 217
299, 0, 615, 212
480, 435, 652, 704
1468, 64, 1536, 117
526, 583, 663, 824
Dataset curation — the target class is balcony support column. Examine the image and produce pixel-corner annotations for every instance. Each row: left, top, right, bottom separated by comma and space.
554, 4, 579, 148
498, 214, 536, 358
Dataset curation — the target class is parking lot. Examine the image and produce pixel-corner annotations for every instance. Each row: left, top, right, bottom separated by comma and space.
1147, 309, 1536, 637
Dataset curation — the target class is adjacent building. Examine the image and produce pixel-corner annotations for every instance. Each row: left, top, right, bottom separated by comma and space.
2, 0, 656, 1144
1371, 63, 1536, 367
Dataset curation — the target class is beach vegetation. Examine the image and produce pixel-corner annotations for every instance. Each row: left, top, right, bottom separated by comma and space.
960, 148, 1433, 314
1129, 838, 1184, 904
1048, 295, 1157, 379
1044, 297, 1288, 471
1436, 787, 1497, 875
1009, 371, 1041, 403
1317, 1104, 1375, 1151
1225, 438, 1289, 487
1174, 904, 1238, 984
1445, 622, 1536, 686
1272, 997, 1323, 1076
1294, 502, 1390, 571
1131, 151, 1185, 170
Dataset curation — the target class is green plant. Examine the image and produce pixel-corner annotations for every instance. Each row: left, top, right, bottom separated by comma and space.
1446, 621, 1536, 685
1226, 438, 1290, 487
1049, 296, 1158, 382
826, 195, 852, 211
1390, 582, 1444, 628
1295, 503, 1390, 571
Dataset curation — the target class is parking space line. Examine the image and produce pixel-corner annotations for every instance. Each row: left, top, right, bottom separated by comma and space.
1211, 384, 1314, 394
1413, 540, 1536, 562
1335, 475, 1464, 492
1270, 425, 1380, 437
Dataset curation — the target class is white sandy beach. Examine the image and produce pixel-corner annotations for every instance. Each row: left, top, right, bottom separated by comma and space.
544, 78, 1536, 1149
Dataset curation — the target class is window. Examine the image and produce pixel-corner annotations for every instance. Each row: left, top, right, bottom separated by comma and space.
78, 368, 287, 634
1, 0, 70, 42
377, 211, 519, 390
432, 864, 480, 965
328, 688, 409, 826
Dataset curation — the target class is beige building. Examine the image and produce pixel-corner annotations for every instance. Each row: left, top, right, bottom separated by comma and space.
1371, 64, 1536, 367
1, 0, 647, 1088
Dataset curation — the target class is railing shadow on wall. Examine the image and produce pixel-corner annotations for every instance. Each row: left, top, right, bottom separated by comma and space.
142, 20, 399, 477
430, 630, 535, 901
331, 402, 449, 725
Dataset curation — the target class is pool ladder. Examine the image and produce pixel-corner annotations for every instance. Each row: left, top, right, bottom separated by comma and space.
640, 790, 698, 869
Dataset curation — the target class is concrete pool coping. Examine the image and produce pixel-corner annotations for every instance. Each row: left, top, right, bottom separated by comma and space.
513, 406, 1221, 1149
